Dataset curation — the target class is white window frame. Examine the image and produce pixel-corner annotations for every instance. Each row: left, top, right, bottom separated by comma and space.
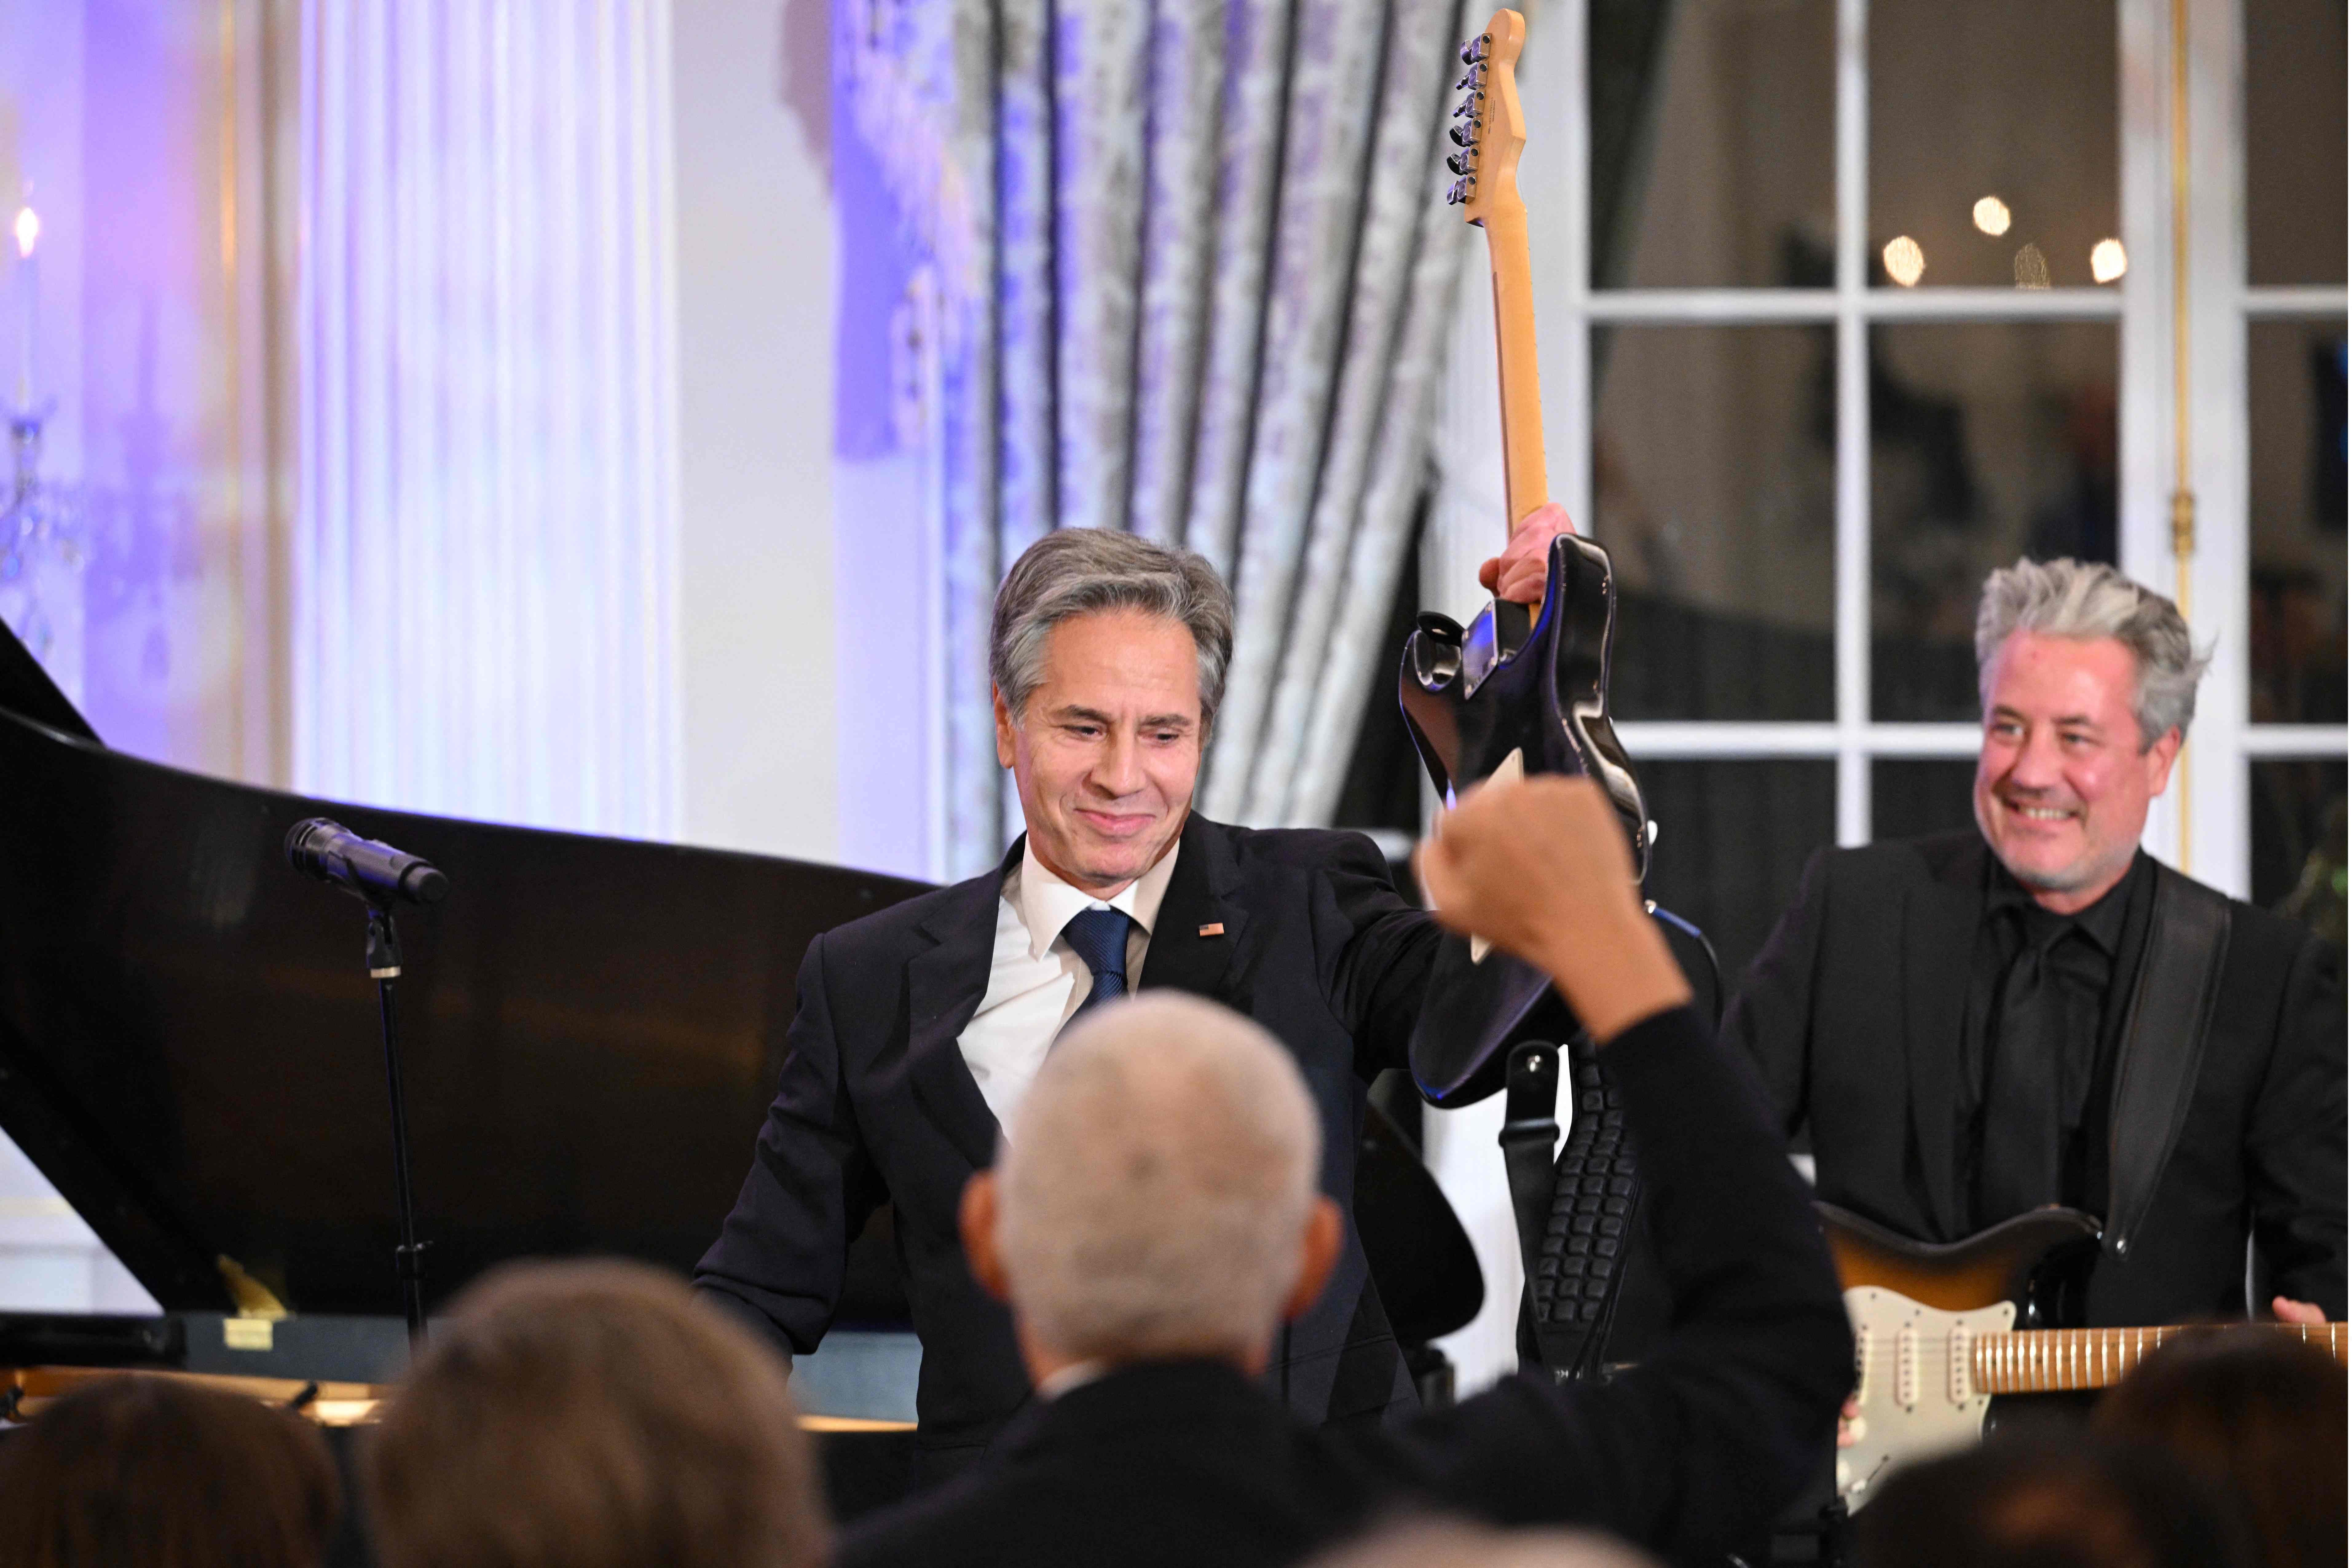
1427, 0, 2347, 896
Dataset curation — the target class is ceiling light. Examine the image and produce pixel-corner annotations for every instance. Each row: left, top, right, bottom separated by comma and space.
2013, 243, 2051, 290
2090, 238, 2128, 283
1882, 235, 1925, 287
1972, 196, 2012, 237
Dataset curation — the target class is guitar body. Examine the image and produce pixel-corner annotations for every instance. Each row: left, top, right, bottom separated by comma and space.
1818, 1201, 2348, 1512
1822, 1203, 2100, 1510
1400, 533, 1650, 1106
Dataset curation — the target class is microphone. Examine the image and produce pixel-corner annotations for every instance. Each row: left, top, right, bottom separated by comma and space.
285, 818, 450, 907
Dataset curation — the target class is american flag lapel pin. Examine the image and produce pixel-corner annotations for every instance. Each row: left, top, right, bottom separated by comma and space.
1197, 922, 1225, 938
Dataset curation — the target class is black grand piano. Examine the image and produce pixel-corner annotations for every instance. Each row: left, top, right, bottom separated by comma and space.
0, 617, 1479, 1523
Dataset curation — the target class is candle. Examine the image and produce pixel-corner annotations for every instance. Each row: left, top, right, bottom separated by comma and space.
13, 206, 37, 411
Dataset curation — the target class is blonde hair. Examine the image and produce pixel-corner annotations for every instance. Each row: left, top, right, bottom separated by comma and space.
364, 1259, 826, 1568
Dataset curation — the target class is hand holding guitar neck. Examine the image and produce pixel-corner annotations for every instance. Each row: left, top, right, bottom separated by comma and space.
1416, 776, 1689, 1045
1479, 500, 1577, 606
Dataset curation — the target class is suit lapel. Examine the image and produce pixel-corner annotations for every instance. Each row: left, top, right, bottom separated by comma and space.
1901, 843, 1984, 1239
1139, 815, 1250, 1003
902, 844, 1018, 1170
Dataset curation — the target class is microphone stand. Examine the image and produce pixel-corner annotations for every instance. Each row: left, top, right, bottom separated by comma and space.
363, 903, 430, 1350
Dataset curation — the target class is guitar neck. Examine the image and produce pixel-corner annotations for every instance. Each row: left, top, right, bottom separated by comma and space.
1483, 197, 1547, 528
1453, 10, 1548, 539
1972, 1320, 2349, 1396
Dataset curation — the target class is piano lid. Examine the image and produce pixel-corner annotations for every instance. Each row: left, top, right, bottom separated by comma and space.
0, 622, 927, 1317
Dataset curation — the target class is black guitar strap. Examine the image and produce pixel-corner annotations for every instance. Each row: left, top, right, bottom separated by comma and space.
1500, 1034, 1642, 1381
2101, 868, 2232, 1263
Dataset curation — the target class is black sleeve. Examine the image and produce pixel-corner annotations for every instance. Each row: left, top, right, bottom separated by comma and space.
692, 932, 889, 1357
1720, 846, 1832, 1142
2246, 931, 2347, 1317
1325, 832, 1443, 1078
1382, 1005, 1852, 1565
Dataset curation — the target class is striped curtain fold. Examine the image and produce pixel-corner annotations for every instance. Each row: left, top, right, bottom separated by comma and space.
296, 0, 681, 838
845, 0, 1473, 877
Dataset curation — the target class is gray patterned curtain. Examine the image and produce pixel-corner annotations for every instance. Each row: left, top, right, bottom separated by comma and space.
844, 0, 1473, 877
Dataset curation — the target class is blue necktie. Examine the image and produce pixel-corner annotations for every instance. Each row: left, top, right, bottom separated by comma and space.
1061, 907, 1135, 1025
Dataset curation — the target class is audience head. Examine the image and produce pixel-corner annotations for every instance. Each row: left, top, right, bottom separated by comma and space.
0, 1373, 340, 1568
1971, 559, 2208, 910
1308, 1518, 1660, 1568
1855, 1433, 2252, 1568
2094, 1328, 2346, 1568
362, 1258, 826, 1568
962, 992, 1341, 1376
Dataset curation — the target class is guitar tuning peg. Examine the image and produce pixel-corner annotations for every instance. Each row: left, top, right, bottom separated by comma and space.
1452, 95, 1478, 119
1446, 182, 1462, 206
1458, 38, 1477, 65
1449, 124, 1470, 148
1445, 151, 1473, 176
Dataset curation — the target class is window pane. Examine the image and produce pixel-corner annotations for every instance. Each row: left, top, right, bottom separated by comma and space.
1594, 0, 1835, 289
2250, 759, 2346, 954
2248, 320, 2348, 725
1594, 324, 1835, 720
1870, 321, 2118, 720
1869, 0, 2118, 290
2247, 0, 2348, 286
1873, 758, 1978, 843
1637, 759, 1834, 994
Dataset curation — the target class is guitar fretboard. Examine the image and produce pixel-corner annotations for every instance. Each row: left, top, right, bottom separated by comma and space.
1971, 1320, 2348, 1395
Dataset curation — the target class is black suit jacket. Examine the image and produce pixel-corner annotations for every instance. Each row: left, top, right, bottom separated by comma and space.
694, 814, 1441, 1474
1724, 832, 2346, 1323
833, 1007, 1854, 1568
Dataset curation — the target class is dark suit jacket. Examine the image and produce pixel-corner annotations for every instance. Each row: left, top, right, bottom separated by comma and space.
694, 814, 1441, 1476
834, 1007, 1854, 1568
1724, 831, 2346, 1323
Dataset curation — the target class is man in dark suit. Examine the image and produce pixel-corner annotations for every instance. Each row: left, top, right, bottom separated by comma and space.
696, 516, 1573, 1481
836, 777, 1851, 1568
1726, 558, 2344, 1328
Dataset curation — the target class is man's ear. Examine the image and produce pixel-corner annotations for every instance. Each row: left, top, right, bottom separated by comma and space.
994, 687, 1016, 770
1282, 1196, 1344, 1323
960, 1170, 1011, 1303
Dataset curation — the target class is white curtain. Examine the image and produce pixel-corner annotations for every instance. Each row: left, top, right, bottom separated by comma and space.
295, 0, 681, 837
846, 0, 1474, 877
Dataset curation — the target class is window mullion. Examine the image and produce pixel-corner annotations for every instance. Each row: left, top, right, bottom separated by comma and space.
1834, 0, 1871, 846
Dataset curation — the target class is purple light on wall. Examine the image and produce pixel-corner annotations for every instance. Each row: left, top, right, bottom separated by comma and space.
77, 0, 220, 770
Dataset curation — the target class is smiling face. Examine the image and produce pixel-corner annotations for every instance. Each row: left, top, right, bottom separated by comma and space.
1972, 631, 2181, 914
996, 609, 1204, 896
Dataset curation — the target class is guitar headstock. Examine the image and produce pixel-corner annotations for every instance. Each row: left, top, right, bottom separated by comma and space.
1444, 9, 1527, 229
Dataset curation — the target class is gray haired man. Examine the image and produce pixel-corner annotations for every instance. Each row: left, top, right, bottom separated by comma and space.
698, 512, 1577, 1486
1727, 557, 2344, 1330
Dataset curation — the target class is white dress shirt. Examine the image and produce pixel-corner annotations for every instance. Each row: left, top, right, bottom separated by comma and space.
956, 837, 1180, 1131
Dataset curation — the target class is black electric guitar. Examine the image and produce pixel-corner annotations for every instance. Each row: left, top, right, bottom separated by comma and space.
1403, 9, 1649, 1108
1821, 1201, 2349, 1511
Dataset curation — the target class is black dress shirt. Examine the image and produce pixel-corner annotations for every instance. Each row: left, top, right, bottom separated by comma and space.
1956, 851, 2154, 1227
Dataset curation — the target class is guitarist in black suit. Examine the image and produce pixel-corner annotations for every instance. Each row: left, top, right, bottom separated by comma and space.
1726, 558, 2345, 1331
695, 516, 1573, 1486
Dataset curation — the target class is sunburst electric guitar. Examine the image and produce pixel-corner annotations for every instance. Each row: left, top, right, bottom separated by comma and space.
1402, 9, 1650, 1108
1823, 1201, 2350, 1511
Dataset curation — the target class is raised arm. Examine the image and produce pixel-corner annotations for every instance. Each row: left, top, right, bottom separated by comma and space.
1398, 778, 1851, 1561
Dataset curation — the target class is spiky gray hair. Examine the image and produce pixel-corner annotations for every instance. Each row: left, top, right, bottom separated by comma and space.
1975, 558, 2212, 747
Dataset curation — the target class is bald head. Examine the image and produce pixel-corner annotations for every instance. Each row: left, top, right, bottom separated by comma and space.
990, 994, 1325, 1366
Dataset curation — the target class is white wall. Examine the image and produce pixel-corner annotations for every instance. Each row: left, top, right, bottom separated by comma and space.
672, 0, 841, 864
